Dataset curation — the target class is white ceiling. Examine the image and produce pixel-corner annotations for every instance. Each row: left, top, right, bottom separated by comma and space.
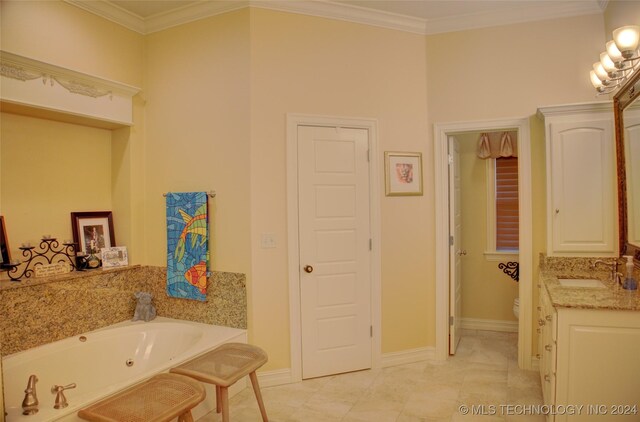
67, 0, 605, 34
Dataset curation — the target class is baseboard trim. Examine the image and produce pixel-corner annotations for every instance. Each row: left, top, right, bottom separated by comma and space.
256, 346, 438, 387
380, 346, 435, 368
257, 368, 293, 388
460, 317, 519, 333
530, 356, 540, 371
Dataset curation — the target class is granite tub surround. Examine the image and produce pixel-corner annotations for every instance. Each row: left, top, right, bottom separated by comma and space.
539, 255, 640, 311
137, 266, 247, 330
0, 266, 246, 355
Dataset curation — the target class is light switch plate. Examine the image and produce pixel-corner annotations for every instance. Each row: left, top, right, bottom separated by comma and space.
261, 233, 277, 249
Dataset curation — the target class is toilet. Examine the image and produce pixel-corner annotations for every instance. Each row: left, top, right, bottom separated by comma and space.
513, 298, 520, 319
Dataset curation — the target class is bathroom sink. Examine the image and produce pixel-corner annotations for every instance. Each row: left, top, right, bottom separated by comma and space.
557, 278, 606, 288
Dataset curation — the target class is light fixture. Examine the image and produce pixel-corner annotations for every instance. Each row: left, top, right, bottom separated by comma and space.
613, 25, 640, 58
591, 25, 640, 94
606, 40, 624, 63
600, 52, 618, 74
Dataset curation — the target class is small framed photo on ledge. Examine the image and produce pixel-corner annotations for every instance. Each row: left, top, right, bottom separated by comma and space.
71, 211, 115, 255
385, 151, 423, 196
0, 216, 12, 268
101, 246, 128, 268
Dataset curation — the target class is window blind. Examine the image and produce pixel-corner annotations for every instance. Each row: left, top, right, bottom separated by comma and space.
496, 157, 519, 250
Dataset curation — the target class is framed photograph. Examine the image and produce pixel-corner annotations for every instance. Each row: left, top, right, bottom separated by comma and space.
101, 246, 128, 268
71, 211, 115, 255
0, 216, 11, 268
385, 151, 423, 196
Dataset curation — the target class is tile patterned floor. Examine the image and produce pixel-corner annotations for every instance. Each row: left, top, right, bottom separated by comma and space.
197, 330, 545, 421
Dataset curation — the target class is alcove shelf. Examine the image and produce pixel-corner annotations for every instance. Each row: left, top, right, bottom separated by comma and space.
0, 50, 141, 129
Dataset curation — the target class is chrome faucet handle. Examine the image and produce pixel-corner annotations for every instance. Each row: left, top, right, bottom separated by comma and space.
615, 272, 624, 287
22, 375, 39, 415
51, 383, 76, 409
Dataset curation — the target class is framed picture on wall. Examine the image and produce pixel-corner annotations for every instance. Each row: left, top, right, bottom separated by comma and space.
384, 151, 423, 196
71, 211, 115, 255
0, 216, 12, 268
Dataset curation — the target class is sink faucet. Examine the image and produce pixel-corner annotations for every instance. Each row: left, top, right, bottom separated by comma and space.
22, 375, 39, 415
593, 259, 619, 282
52, 383, 76, 409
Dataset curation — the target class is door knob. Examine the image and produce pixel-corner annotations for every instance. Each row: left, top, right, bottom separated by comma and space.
457, 250, 467, 256
303, 265, 313, 273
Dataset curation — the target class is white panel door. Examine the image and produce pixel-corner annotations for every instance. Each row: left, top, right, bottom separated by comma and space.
298, 125, 372, 379
549, 120, 616, 254
448, 136, 462, 354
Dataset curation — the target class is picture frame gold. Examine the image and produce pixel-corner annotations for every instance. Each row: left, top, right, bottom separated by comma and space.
384, 151, 423, 196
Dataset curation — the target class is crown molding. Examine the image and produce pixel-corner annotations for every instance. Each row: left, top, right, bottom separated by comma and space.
251, 0, 427, 34
146, 1, 249, 34
598, 0, 610, 12
423, 1, 604, 35
64, 0, 146, 33
65, 0, 604, 36
536, 101, 613, 119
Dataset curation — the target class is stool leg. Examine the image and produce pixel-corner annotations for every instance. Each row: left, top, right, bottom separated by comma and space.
178, 410, 194, 422
249, 371, 268, 422
220, 387, 230, 422
216, 385, 222, 413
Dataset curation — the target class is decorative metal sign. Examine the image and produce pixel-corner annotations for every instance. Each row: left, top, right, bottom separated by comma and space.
5, 238, 78, 281
498, 261, 519, 282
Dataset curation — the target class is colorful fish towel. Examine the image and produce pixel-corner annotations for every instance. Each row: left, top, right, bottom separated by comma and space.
166, 192, 209, 301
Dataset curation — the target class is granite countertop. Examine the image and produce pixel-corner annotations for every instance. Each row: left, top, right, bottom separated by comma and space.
540, 269, 640, 311
0, 265, 141, 291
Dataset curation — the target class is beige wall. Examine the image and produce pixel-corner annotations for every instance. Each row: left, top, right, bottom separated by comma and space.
426, 15, 604, 124
457, 133, 518, 322
143, 9, 251, 273
249, 8, 430, 368
0, 114, 112, 253
0, 1, 145, 262
0, 0, 143, 87
426, 13, 604, 354
0, 2, 615, 374
604, 1, 640, 37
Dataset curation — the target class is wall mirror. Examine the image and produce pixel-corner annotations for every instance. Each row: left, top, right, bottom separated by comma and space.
614, 68, 640, 263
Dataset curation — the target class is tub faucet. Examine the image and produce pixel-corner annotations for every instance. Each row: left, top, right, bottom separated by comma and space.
592, 259, 619, 282
22, 375, 39, 415
52, 383, 76, 409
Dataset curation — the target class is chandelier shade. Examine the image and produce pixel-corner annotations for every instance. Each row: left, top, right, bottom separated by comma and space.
613, 25, 640, 58
606, 40, 623, 62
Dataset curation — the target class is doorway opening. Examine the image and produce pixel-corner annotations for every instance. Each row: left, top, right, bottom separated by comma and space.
434, 118, 533, 369
447, 131, 521, 355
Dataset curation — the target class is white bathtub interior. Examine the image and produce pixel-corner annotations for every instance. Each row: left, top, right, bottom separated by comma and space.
3, 317, 247, 421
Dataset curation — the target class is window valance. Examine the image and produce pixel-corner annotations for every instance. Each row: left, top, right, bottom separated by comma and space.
476, 131, 518, 159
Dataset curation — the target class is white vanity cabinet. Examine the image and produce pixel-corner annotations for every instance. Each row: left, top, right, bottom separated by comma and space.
538, 284, 640, 421
538, 103, 617, 256
537, 283, 556, 408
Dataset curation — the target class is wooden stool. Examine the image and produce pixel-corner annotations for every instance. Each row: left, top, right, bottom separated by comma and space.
170, 342, 268, 422
77, 373, 205, 422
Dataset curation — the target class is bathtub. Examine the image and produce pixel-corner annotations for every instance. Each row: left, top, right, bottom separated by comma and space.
3, 317, 247, 421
